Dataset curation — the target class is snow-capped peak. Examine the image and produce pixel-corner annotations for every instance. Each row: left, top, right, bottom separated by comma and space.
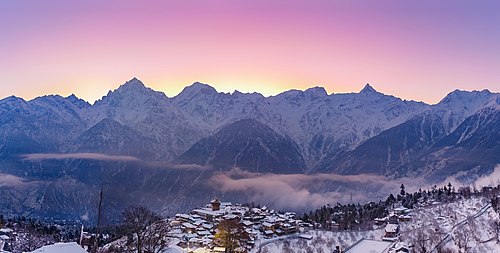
179, 82, 218, 96
66, 94, 91, 108
359, 83, 378, 94
114, 77, 148, 93
1, 95, 26, 104
304, 86, 328, 100
96, 78, 168, 103
173, 82, 219, 103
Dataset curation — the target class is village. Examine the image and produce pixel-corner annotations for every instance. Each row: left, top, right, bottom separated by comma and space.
2, 184, 500, 253
0, 198, 413, 253
167, 198, 311, 252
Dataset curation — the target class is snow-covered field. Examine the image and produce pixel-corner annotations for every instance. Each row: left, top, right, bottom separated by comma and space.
258, 196, 500, 253
255, 229, 385, 253
400, 196, 500, 253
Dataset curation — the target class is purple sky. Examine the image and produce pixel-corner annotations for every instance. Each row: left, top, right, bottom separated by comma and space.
1, 0, 499, 103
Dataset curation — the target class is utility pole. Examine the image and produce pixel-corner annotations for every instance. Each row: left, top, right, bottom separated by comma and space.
93, 188, 103, 253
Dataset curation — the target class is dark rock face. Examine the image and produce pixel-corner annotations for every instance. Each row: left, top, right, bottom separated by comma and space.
178, 119, 307, 173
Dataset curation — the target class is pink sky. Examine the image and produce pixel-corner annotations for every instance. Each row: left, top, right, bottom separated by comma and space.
1, 0, 499, 104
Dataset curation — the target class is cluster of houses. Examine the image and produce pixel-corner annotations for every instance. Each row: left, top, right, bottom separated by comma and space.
373, 206, 412, 242
343, 206, 413, 253
169, 198, 311, 252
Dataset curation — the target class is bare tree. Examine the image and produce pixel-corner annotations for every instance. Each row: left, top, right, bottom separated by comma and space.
453, 226, 471, 253
214, 219, 248, 253
413, 228, 432, 253
492, 220, 500, 243
122, 205, 170, 253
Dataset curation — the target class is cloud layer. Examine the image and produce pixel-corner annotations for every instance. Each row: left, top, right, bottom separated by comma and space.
0, 173, 27, 187
210, 165, 500, 211
209, 168, 420, 210
21, 153, 141, 162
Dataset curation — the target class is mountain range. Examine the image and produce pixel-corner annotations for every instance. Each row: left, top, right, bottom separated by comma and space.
0, 78, 498, 221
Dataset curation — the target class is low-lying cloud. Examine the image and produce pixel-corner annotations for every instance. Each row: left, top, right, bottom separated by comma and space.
21, 153, 141, 162
209, 168, 419, 210
144, 162, 214, 171
0, 173, 27, 187
473, 164, 500, 188
210, 165, 500, 211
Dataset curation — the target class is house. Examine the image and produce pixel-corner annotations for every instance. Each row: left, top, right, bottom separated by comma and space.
344, 239, 393, 253
191, 208, 223, 221
213, 246, 226, 252
398, 215, 412, 222
261, 222, 276, 231
211, 198, 221, 211
299, 234, 313, 240
394, 243, 410, 253
374, 217, 388, 225
263, 230, 274, 238
393, 207, 409, 215
280, 223, 298, 234
384, 224, 399, 238
388, 214, 399, 224
182, 222, 197, 233
28, 242, 87, 253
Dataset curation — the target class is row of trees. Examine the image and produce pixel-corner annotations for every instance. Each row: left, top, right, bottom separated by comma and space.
301, 182, 497, 231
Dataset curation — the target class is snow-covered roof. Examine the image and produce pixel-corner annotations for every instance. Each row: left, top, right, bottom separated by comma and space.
28, 242, 87, 253
197, 230, 211, 236
202, 223, 213, 229
192, 209, 223, 217
0, 229, 13, 233
223, 214, 238, 220
242, 220, 253, 226
299, 234, 313, 240
345, 239, 393, 253
385, 224, 398, 233
213, 246, 226, 252
264, 230, 274, 235
192, 248, 211, 253
261, 222, 273, 227
182, 222, 197, 229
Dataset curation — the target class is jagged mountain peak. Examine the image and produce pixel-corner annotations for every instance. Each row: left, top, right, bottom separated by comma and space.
66, 94, 90, 108
359, 83, 378, 94
273, 86, 328, 103
232, 90, 265, 99
439, 88, 494, 104
32, 94, 86, 105
114, 77, 148, 93
95, 78, 168, 106
1, 95, 26, 103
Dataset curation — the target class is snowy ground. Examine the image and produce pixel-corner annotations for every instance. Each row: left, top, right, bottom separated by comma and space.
400, 196, 500, 253
257, 196, 500, 253
255, 229, 385, 253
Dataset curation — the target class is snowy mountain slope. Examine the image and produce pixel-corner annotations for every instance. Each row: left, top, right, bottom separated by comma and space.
319, 101, 500, 181
0, 78, 497, 172
417, 107, 500, 181
432, 89, 498, 133
74, 118, 154, 158
171, 83, 429, 170
0, 94, 88, 156
177, 119, 307, 173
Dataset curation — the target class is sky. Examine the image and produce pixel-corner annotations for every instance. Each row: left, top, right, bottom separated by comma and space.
1, 0, 499, 104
